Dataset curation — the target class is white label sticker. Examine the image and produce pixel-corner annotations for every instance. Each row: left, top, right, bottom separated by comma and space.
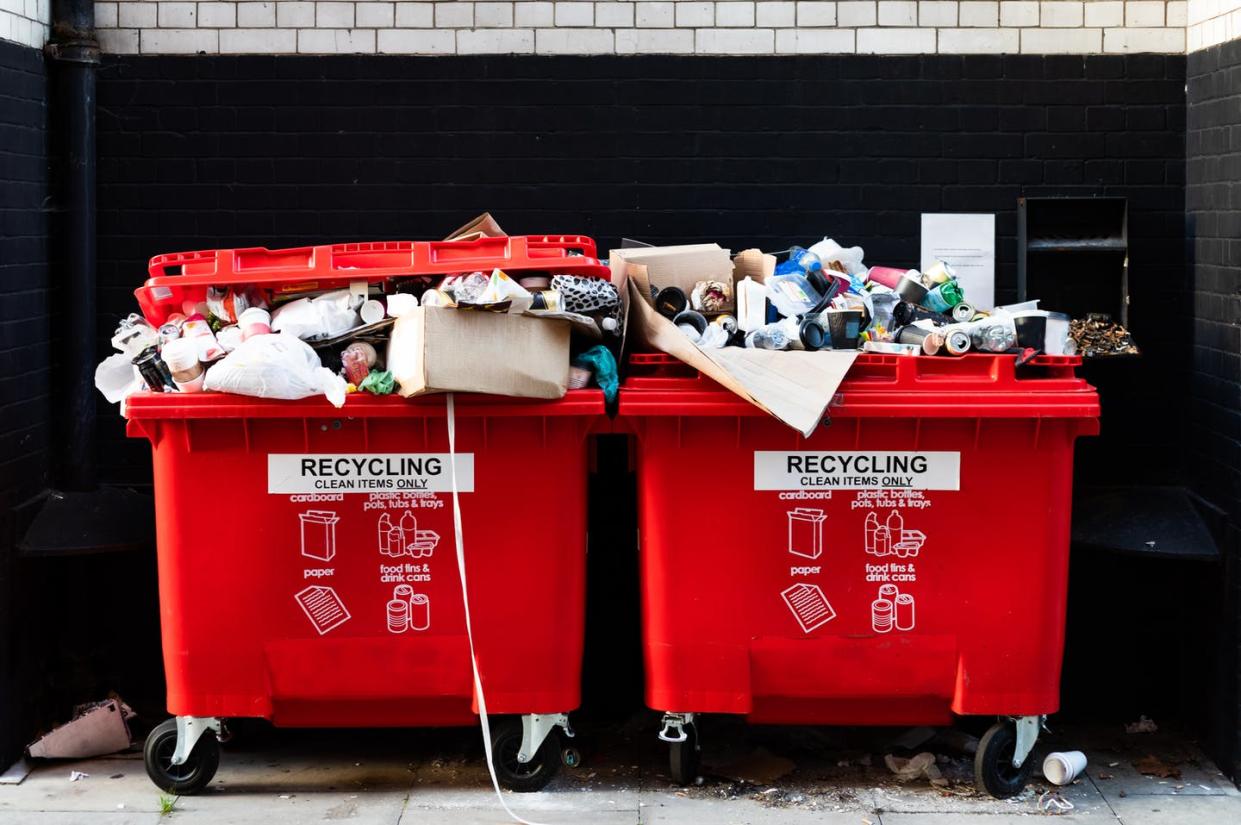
754, 451, 959, 491
268, 453, 474, 494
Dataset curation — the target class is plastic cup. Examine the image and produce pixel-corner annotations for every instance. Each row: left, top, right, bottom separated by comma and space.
672, 310, 708, 337
1044, 312, 1072, 355
238, 307, 271, 340
896, 274, 929, 305
1013, 311, 1049, 350
1043, 751, 1087, 785
360, 299, 385, 325
825, 310, 863, 349
656, 287, 689, 319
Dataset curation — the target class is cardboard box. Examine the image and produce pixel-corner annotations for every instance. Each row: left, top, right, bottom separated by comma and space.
388, 307, 570, 399
611, 245, 856, 437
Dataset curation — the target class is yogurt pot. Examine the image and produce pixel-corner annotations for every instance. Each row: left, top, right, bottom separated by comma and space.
238, 307, 272, 340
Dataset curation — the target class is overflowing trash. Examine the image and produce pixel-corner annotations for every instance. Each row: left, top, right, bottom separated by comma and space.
644, 238, 1074, 360
1071, 315, 1140, 358
96, 221, 623, 408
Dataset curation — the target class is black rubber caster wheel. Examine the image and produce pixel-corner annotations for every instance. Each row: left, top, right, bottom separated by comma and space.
491, 719, 560, 793
975, 720, 1034, 799
561, 745, 582, 768
668, 724, 701, 785
143, 718, 220, 795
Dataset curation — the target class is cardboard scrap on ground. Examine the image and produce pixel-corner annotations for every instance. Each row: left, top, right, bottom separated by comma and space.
27, 698, 133, 760
613, 244, 856, 437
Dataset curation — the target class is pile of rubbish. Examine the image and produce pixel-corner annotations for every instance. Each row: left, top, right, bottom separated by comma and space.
649, 238, 1074, 358
96, 263, 622, 409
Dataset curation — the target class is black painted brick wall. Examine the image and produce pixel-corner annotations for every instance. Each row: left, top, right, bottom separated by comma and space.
1188, 43, 1241, 523
1187, 39, 1241, 784
94, 54, 1188, 485
0, 38, 50, 766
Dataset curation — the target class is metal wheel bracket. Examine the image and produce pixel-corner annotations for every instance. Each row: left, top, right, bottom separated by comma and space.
517, 714, 571, 765
171, 717, 222, 767
658, 712, 695, 744
1011, 715, 1044, 769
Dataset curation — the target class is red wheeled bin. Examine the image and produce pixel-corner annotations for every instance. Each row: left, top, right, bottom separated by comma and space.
126, 237, 608, 795
619, 352, 1099, 797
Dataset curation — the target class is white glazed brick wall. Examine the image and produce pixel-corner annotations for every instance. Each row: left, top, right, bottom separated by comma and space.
1, 0, 50, 47
1188, 0, 1241, 49
90, 0, 1192, 55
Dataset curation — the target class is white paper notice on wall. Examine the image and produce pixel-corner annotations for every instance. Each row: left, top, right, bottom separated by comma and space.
920, 213, 996, 310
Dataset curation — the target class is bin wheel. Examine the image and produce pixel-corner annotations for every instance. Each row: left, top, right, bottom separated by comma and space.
561, 746, 582, 768
490, 719, 560, 793
974, 720, 1034, 799
668, 724, 701, 785
143, 718, 220, 795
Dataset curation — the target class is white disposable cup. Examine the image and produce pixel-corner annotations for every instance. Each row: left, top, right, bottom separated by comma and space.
360, 299, 385, 325
238, 307, 272, 340
1043, 751, 1087, 785
173, 372, 206, 394
159, 337, 200, 373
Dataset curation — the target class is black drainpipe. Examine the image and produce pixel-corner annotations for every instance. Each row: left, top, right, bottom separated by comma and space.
45, 0, 99, 491
22, 1, 152, 554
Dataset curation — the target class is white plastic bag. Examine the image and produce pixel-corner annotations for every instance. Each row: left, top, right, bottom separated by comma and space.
94, 353, 144, 404
271, 290, 363, 341
808, 237, 867, 276
203, 333, 347, 407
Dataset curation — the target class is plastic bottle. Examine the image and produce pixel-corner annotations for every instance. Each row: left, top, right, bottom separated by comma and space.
864, 513, 879, 554
744, 323, 793, 351
378, 513, 392, 555
887, 510, 905, 555
399, 512, 417, 555
736, 277, 768, 332
341, 344, 371, 386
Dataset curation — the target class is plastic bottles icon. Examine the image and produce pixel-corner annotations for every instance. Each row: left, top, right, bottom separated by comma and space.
378, 513, 393, 556
400, 511, 417, 554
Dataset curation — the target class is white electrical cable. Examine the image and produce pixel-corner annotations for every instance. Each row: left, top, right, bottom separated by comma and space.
446, 393, 547, 825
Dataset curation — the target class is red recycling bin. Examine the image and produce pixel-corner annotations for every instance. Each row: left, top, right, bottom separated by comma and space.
128, 388, 602, 795
619, 353, 1099, 797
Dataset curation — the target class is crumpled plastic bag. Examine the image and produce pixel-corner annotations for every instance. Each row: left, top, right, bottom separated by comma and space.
271, 290, 363, 341
94, 353, 144, 404
571, 345, 618, 404
203, 333, 347, 407
884, 752, 948, 787
808, 237, 867, 277
359, 370, 395, 395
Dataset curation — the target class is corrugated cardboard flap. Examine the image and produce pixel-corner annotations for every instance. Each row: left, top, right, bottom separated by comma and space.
390, 307, 570, 399
624, 264, 856, 437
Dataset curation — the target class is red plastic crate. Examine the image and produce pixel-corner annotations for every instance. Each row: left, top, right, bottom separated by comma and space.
136, 235, 609, 324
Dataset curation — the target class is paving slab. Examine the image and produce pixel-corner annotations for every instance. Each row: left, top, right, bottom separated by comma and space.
162, 790, 409, 825
883, 814, 1114, 825
0, 755, 162, 814
639, 792, 868, 824
0, 813, 160, 825
399, 809, 639, 825
1109, 793, 1241, 824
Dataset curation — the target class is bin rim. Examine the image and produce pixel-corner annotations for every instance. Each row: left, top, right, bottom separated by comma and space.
124, 388, 606, 421
618, 352, 1101, 421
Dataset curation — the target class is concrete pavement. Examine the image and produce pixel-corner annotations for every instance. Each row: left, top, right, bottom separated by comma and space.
1, 719, 1236, 824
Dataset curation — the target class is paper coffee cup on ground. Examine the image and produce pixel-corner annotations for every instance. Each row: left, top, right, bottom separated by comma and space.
1043, 751, 1087, 785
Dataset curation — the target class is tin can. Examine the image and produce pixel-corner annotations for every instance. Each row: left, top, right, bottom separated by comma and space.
132, 346, 175, 392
